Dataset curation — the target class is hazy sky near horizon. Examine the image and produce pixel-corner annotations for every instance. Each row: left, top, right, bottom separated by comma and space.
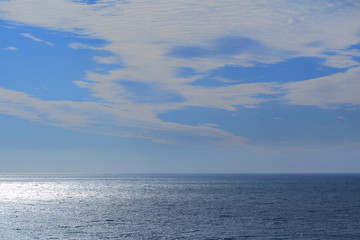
1, 0, 360, 173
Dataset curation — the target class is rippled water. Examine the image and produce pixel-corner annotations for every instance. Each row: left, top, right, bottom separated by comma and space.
0, 174, 360, 239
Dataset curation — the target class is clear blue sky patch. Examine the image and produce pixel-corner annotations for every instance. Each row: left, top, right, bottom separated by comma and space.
189, 57, 345, 87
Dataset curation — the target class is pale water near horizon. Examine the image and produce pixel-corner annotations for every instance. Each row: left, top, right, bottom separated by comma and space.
0, 174, 359, 239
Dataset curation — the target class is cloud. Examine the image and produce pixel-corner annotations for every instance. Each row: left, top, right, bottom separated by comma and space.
168, 37, 268, 59
0, 87, 248, 145
0, 0, 360, 145
93, 56, 119, 64
4, 46, 17, 50
322, 55, 359, 69
69, 42, 104, 50
284, 67, 360, 108
20, 33, 54, 46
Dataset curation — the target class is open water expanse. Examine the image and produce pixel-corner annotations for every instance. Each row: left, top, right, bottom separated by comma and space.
0, 173, 360, 239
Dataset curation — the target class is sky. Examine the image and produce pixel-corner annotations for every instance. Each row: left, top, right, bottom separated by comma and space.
0, 0, 360, 173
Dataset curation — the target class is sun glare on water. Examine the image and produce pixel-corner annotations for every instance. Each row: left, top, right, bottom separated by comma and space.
0, 180, 70, 202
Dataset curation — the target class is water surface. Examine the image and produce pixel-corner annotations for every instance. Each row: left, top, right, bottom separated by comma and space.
0, 174, 359, 239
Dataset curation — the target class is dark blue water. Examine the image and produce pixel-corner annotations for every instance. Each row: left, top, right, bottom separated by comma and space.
0, 174, 359, 239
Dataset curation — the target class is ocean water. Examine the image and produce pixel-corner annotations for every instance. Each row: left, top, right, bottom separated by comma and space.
0, 174, 359, 240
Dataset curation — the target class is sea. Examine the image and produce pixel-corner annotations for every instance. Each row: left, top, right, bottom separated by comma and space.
0, 173, 359, 240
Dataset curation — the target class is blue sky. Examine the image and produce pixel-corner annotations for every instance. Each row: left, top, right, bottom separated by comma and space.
1, 0, 360, 173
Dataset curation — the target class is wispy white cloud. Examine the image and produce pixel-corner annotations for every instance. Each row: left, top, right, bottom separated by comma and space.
20, 33, 54, 46
93, 56, 119, 64
0, 87, 248, 145
284, 67, 360, 108
69, 42, 104, 50
322, 54, 360, 69
0, 0, 360, 145
3, 46, 17, 50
